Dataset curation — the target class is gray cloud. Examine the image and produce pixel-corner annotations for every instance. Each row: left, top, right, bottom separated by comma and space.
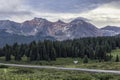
0, 0, 120, 27
0, 0, 33, 20
0, 0, 119, 18
25, 0, 119, 13
0, 11, 32, 16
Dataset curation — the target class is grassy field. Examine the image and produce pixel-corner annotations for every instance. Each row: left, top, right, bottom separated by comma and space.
111, 48, 120, 59
0, 49, 120, 70
0, 66, 120, 80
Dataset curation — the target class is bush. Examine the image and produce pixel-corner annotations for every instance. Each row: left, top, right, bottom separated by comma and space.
11, 68, 34, 74
63, 74, 94, 80
83, 55, 88, 63
0, 65, 9, 68
96, 74, 113, 80
115, 55, 119, 62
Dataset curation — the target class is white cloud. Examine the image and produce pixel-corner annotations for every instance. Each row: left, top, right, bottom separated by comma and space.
78, 3, 120, 27
0, 0, 23, 11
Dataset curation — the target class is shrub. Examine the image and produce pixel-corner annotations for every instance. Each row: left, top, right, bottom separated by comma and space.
63, 74, 94, 80
83, 55, 88, 63
96, 74, 113, 80
11, 68, 34, 74
0, 65, 9, 68
115, 55, 119, 62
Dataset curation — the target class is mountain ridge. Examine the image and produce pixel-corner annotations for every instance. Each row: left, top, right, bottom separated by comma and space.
0, 17, 120, 47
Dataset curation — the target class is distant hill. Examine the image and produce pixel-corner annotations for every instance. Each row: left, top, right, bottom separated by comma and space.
101, 26, 120, 36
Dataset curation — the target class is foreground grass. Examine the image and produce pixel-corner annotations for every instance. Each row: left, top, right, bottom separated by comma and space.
0, 66, 120, 80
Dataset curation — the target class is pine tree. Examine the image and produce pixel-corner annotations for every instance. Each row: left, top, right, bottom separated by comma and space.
43, 45, 49, 61
12, 43, 21, 61
51, 48, 56, 60
3, 44, 11, 61
115, 55, 119, 62
83, 55, 88, 63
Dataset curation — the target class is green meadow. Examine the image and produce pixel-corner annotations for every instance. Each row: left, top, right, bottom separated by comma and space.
0, 66, 120, 80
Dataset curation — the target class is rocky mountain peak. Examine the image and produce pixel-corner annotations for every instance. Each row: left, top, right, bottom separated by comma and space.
70, 17, 89, 24
33, 17, 48, 22
55, 20, 65, 24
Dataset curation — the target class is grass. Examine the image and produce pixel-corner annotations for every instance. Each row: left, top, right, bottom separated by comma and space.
111, 48, 120, 60
0, 66, 120, 80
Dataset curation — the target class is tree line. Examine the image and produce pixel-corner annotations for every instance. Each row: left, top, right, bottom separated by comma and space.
0, 36, 120, 62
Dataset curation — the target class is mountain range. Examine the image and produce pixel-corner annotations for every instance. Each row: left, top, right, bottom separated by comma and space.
0, 17, 120, 47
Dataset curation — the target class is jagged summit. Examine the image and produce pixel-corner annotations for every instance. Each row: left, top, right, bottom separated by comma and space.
70, 17, 89, 23
55, 20, 65, 24
33, 17, 48, 22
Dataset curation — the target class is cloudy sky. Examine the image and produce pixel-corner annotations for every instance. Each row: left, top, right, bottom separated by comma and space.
0, 0, 120, 27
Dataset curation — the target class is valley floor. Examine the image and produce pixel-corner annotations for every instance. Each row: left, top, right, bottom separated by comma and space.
0, 49, 120, 70
0, 49, 120, 80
